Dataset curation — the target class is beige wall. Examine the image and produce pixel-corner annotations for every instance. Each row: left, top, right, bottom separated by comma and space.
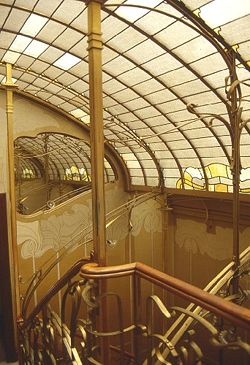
16, 179, 75, 214
13, 93, 89, 140
10, 91, 249, 338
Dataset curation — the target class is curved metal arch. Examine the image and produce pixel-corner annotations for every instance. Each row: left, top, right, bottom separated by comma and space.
1, 1, 247, 189
15, 137, 60, 181
49, 134, 91, 181
102, 4, 232, 101
102, 5, 233, 161
57, 134, 118, 183
57, 136, 92, 180
20, 134, 73, 181
166, 0, 250, 137
0, 18, 232, 170
166, 0, 250, 72
102, 121, 149, 185
103, 2, 250, 137
101, 50, 220, 190
44, 134, 91, 181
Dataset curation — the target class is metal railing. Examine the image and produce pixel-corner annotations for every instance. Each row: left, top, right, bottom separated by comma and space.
18, 248, 250, 364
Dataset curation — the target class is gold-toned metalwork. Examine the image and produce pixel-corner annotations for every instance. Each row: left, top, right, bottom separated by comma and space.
18, 248, 250, 365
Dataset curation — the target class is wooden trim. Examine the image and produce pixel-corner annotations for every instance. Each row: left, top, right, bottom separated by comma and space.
0, 194, 17, 362
80, 261, 250, 330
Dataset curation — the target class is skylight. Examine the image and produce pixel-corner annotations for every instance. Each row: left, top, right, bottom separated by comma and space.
70, 108, 90, 124
21, 14, 48, 37
10, 35, 31, 52
24, 40, 49, 57
200, 0, 250, 28
2, 51, 20, 64
81, 115, 90, 124
115, 0, 162, 22
53, 53, 81, 70
71, 108, 85, 118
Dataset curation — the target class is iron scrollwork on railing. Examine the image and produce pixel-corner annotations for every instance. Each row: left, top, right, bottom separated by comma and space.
18, 254, 250, 365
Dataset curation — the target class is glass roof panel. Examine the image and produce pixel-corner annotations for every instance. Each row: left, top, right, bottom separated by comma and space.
53, 53, 81, 70
220, 15, 250, 45
9, 35, 31, 53
24, 40, 49, 58
200, 0, 250, 28
0, 31, 16, 49
2, 51, 20, 64
114, 0, 162, 22
38, 20, 66, 42
4, 8, 29, 32
1, 0, 249, 192
125, 39, 165, 64
107, 27, 146, 52
21, 13, 48, 37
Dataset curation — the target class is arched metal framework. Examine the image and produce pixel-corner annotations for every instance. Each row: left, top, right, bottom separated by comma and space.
0, 0, 249, 191
15, 133, 116, 183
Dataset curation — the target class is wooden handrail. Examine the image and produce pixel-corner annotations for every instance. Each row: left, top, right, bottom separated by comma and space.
81, 261, 250, 330
21, 257, 90, 329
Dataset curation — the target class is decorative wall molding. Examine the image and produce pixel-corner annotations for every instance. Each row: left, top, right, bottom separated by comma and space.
175, 217, 250, 261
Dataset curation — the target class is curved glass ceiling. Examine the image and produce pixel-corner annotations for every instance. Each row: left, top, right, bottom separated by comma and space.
15, 133, 115, 183
0, 0, 249, 191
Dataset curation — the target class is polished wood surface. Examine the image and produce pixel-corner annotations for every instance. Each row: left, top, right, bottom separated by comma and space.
81, 261, 250, 330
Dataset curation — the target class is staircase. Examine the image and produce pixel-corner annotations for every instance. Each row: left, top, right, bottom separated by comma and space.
17, 248, 250, 364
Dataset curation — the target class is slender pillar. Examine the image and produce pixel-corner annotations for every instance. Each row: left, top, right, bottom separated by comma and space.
3, 63, 20, 344
228, 51, 241, 291
86, 2, 109, 364
87, 0, 107, 265
43, 133, 50, 201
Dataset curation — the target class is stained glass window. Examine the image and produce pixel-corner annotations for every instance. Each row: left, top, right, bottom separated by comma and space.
177, 164, 250, 193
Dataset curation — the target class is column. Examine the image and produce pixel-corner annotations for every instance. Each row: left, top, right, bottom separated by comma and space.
86, 2, 109, 363
3, 63, 20, 351
87, 0, 107, 265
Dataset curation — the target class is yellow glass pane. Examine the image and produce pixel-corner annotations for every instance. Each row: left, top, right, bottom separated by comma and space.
183, 171, 192, 182
70, 165, 78, 174
176, 179, 182, 189
215, 183, 228, 192
209, 163, 228, 178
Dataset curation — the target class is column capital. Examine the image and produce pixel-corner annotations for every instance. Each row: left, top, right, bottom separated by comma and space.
2, 63, 18, 90
84, 0, 108, 5
2, 82, 18, 90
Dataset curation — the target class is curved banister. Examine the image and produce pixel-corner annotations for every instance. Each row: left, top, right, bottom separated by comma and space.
32, 182, 92, 213
21, 257, 90, 328
81, 261, 250, 330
